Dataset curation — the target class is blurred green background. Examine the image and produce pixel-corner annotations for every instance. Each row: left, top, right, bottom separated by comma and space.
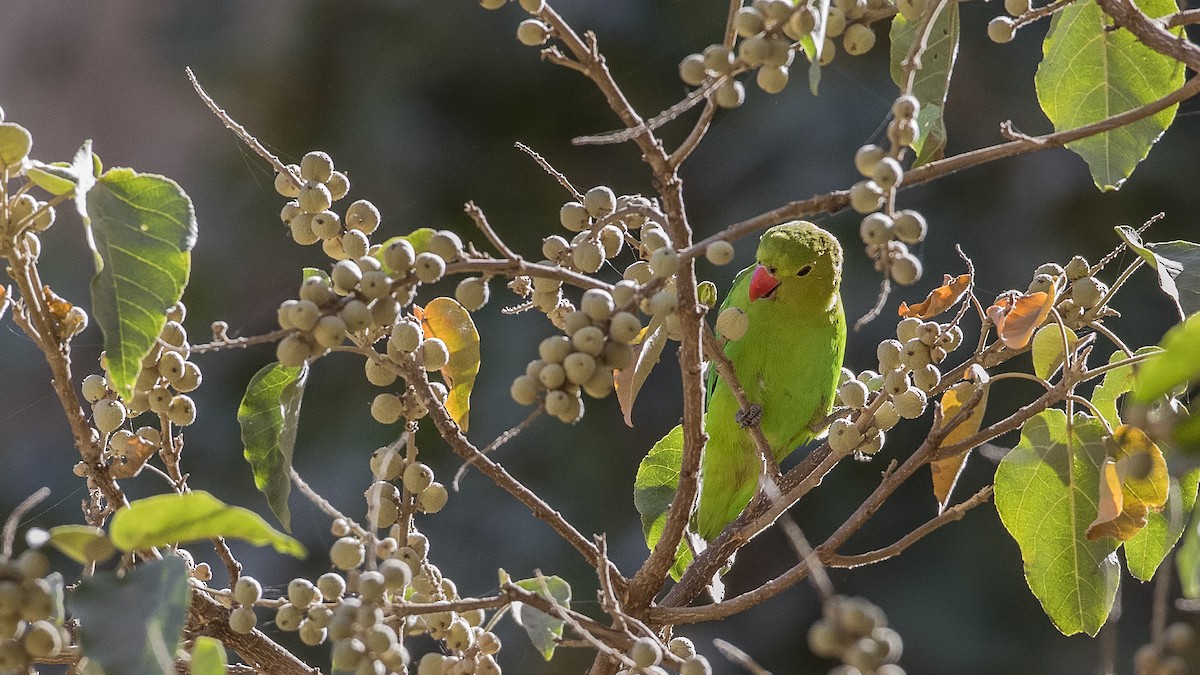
1, 1, 1198, 673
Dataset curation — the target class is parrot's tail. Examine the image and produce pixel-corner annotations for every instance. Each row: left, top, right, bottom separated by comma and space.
695, 447, 758, 541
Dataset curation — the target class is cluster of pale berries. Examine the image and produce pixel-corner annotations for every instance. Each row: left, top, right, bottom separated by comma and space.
615, 636, 713, 675
77, 304, 199, 473
0, 550, 70, 672
1, 188, 54, 264
1134, 621, 1194, 675
220, 447, 499, 674
477, 0, 552, 48
678, 0, 886, 106
987, 0, 1034, 45
1027, 255, 1109, 324
852, 139, 926, 287
808, 595, 905, 675
829, 316, 966, 456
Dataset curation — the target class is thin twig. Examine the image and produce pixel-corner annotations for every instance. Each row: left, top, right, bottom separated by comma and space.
854, 277, 892, 332
289, 468, 369, 539
713, 639, 772, 675
190, 328, 290, 355
3, 488, 50, 558
464, 201, 521, 262
452, 406, 544, 490
515, 142, 582, 200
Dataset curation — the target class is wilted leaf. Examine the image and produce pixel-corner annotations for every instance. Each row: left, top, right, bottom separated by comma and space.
986, 288, 1057, 349
1036, 0, 1184, 190
890, 4, 960, 165
994, 410, 1118, 635
86, 167, 196, 400
416, 297, 480, 431
1134, 312, 1200, 403
633, 424, 694, 579
1086, 425, 1169, 541
110, 491, 305, 558
615, 314, 668, 427
932, 381, 989, 511
109, 431, 159, 479
238, 362, 308, 530
511, 573, 571, 661
898, 273, 971, 319
69, 557, 190, 675
1116, 226, 1200, 320
1031, 324, 1079, 380
46, 525, 115, 565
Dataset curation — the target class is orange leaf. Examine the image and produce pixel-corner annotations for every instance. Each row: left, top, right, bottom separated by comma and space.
1086, 425, 1169, 541
415, 297, 480, 432
109, 434, 159, 479
932, 379, 990, 511
898, 274, 971, 319
986, 287, 1057, 349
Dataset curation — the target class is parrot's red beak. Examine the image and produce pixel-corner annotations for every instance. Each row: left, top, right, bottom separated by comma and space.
748, 265, 780, 301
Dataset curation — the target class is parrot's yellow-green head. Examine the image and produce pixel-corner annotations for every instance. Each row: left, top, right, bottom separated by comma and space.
748, 221, 842, 310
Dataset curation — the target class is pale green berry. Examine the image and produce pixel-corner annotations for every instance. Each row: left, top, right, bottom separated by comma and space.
893, 388, 928, 419
826, 8, 848, 37
641, 227, 670, 253
414, 252, 446, 283
560, 201, 590, 231
892, 210, 927, 244
850, 180, 884, 214
860, 213, 893, 245
739, 34, 770, 66
365, 358, 398, 387
855, 144, 886, 177
584, 186, 617, 218
286, 299, 320, 332
679, 54, 707, 86
229, 606, 257, 634
572, 326, 606, 356
311, 210, 341, 239
330, 536, 365, 570
756, 65, 790, 94
1064, 255, 1090, 281
564, 352, 597, 385
1005, 0, 1030, 14
331, 260, 362, 295
582, 289, 615, 322
629, 637, 662, 668
520, 0, 545, 11
681, 655, 713, 675
602, 341, 632, 371
877, 339, 904, 372
300, 151, 334, 183
609, 312, 643, 344
372, 393, 404, 424
533, 273, 563, 294
290, 216, 320, 246
276, 334, 310, 367
891, 253, 922, 286
391, 320, 424, 353
342, 200, 379, 234
599, 224, 624, 258
624, 261, 653, 284
702, 241, 734, 267
383, 239, 416, 274
339, 299, 372, 332
896, 316, 922, 342
883, 369, 910, 397
1071, 276, 1107, 309
418, 482, 448, 513
912, 363, 940, 392
403, 462, 435, 494
829, 418, 864, 452
572, 240, 604, 273
286, 578, 318, 609
429, 230, 463, 262
234, 576, 263, 605
889, 117, 920, 147
764, 37, 794, 67
540, 335, 574, 363
167, 394, 197, 426
714, 79, 746, 109
275, 168, 302, 198
326, 171, 350, 201
342, 230, 370, 259
317, 572, 346, 600
299, 182, 333, 214
648, 289, 679, 316
517, 18, 551, 46
273, 603, 302, 632
419, 337, 449, 371
872, 157, 903, 190
538, 362, 567, 389
898, 0, 926, 20
281, 200, 301, 223
839, 379, 869, 409
300, 275, 334, 306
313, 315, 348, 348
669, 637, 696, 659
456, 277, 489, 311
543, 235, 570, 261
82, 374, 108, 403
716, 306, 749, 341
480, 0, 505, 8
21, 620, 62, 658
874, 400, 901, 431
988, 16, 1016, 43
901, 337, 932, 369
734, 7, 766, 37
649, 247, 680, 278
93, 398, 126, 434
892, 94, 920, 120
369, 447, 403, 481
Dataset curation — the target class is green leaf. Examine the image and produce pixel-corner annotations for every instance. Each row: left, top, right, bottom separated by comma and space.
46, 525, 116, 565
86, 167, 196, 400
1126, 470, 1200, 580
1035, 0, 1184, 191
1091, 347, 1159, 428
302, 267, 330, 285
1179, 497, 1200, 598
511, 574, 571, 661
1031, 324, 1078, 380
0, 122, 32, 167
889, 3, 960, 165
1134, 312, 1200, 403
994, 409, 1119, 635
110, 491, 305, 558
238, 362, 308, 531
26, 161, 79, 196
1115, 226, 1200, 320
633, 424, 694, 580
376, 228, 436, 272
69, 557, 190, 675
190, 637, 227, 675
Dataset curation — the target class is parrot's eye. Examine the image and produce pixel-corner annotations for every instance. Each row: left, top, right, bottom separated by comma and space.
797, 265, 813, 277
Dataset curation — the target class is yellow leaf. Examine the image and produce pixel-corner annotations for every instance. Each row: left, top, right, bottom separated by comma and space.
416, 297, 480, 432
932, 380, 990, 511
1086, 425, 1169, 541
899, 273, 971, 319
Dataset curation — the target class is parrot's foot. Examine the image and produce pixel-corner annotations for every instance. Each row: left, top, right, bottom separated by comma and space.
736, 403, 762, 428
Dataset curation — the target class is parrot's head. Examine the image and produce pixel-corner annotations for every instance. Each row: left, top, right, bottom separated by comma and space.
748, 221, 842, 310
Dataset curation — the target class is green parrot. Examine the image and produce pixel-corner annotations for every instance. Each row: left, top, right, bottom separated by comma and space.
696, 221, 846, 541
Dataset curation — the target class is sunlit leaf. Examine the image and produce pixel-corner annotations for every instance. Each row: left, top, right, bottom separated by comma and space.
898, 273, 971, 319
302, 267, 330, 285
615, 314, 668, 427
1036, 0, 1184, 190
26, 161, 79, 196
238, 362, 308, 531
1178, 497, 1200, 598
86, 167, 196, 399
1134, 312, 1200, 403
510, 573, 571, 661
890, 4, 960, 165
1126, 469, 1200, 581
416, 297, 480, 432
190, 637, 228, 675
0, 122, 32, 167
110, 491, 305, 558
932, 381, 989, 512
1086, 425, 1168, 541
994, 410, 1118, 635
69, 557, 190, 675
986, 288, 1057, 349
1031, 324, 1079, 380
46, 525, 115, 565
633, 424, 694, 580
1116, 226, 1200, 320
1091, 347, 1159, 429
376, 228, 436, 272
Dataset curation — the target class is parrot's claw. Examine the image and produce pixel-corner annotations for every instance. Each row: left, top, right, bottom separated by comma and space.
736, 403, 763, 428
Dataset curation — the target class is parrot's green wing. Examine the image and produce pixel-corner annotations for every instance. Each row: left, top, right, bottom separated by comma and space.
706, 264, 754, 403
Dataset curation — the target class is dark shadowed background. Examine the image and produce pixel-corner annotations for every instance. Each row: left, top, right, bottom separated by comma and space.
1, 1, 1198, 673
